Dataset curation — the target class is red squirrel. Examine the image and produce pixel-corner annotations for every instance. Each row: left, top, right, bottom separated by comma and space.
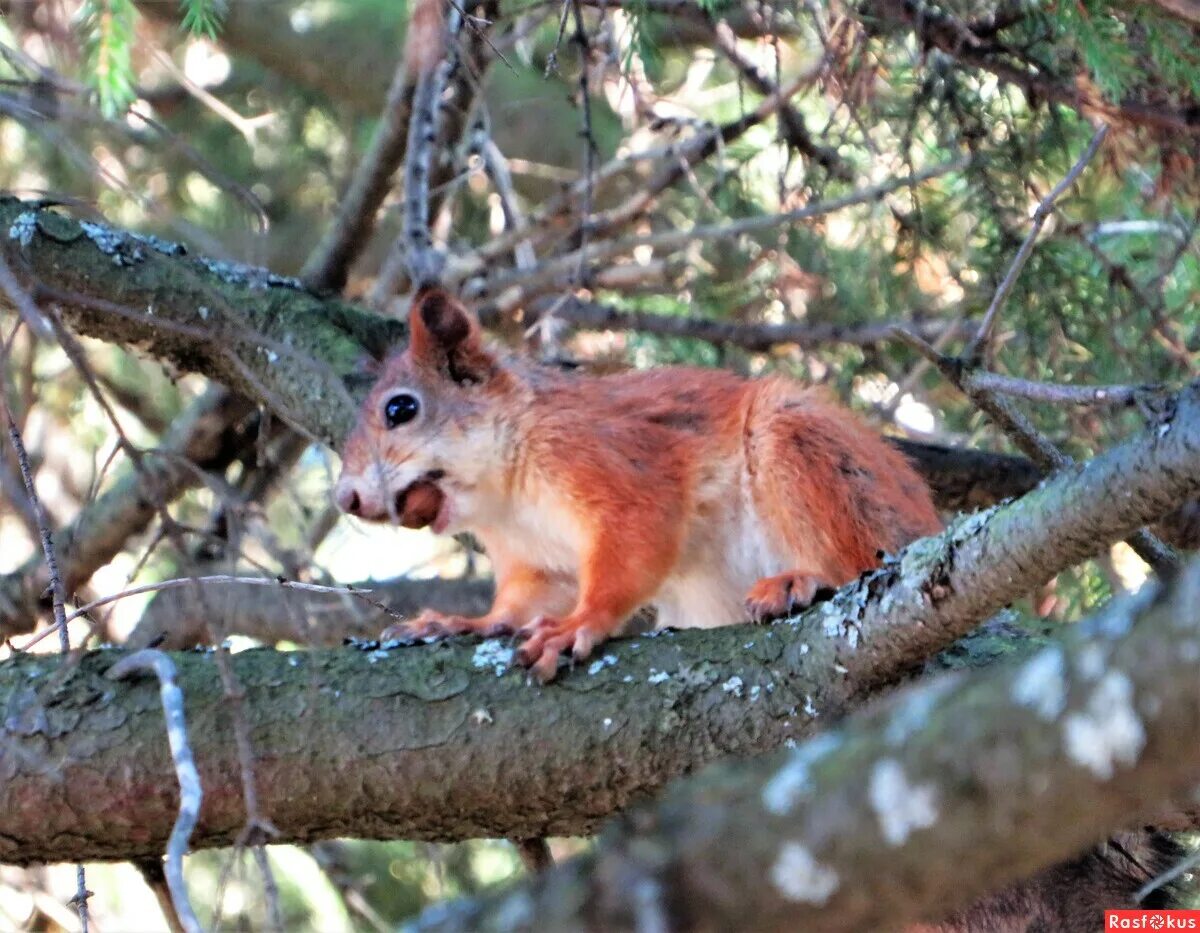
334, 288, 942, 680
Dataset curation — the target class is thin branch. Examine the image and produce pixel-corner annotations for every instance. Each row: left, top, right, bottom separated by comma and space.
512, 838, 554, 873
966, 372, 1173, 409
125, 573, 492, 649
508, 295, 965, 352
965, 124, 1109, 363
446, 68, 830, 284
135, 859, 187, 933
709, 18, 848, 178
15, 575, 381, 651
307, 843, 392, 933
0, 256, 70, 652
70, 864, 90, 933
895, 327, 1179, 575
569, 0, 597, 287
0, 388, 257, 639
469, 109, 536, 270
470, 156, 969, 299
105, 650, 203, 933
252, 846, 285, 933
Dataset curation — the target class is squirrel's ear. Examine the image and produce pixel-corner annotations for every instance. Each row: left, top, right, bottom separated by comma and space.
407, 288, 494, 384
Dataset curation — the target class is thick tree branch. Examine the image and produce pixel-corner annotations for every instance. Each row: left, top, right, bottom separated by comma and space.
137, 1, 404, 115
1145, 0, 1200, 26
4, 383, 1200, 865
409, 555, 1200, 932
0, 197, 404, 447
126, 575, 495, 649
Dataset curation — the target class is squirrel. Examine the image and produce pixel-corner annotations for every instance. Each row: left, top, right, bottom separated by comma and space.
334, 288, 943, 680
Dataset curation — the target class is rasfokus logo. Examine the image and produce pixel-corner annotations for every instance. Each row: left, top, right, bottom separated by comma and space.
1105, 911, 1200, 930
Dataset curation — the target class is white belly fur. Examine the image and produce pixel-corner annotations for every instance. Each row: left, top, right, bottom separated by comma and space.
653, 484, 789, 630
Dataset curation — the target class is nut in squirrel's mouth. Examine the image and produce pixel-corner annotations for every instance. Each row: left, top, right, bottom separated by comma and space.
393, 476, 451, 533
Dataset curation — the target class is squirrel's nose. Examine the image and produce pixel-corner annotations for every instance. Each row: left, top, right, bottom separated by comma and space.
335, 477, 386, 520
337, 485, 362, 516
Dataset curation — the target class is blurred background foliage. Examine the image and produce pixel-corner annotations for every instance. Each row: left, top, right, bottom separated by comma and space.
0, 0, 1197, 927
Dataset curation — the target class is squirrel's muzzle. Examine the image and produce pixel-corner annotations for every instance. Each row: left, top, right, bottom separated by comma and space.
334, 471, 445, 529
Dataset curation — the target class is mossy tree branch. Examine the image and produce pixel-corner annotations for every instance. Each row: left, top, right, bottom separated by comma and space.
410, 555, 1200, 932
0, 197, 403, 448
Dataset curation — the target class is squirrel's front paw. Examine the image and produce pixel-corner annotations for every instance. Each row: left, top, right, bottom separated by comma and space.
381, 610, 513, 643
515, 615, 601, 682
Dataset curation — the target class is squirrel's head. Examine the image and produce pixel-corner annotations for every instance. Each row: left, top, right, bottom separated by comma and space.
334, 288, 516, 533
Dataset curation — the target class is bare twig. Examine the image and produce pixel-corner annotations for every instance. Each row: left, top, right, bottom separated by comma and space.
106, 650, 203, 933
967, 372, 1173, 409
402, 5, 466, 288
252, 846, 285, 933
569, 0, 597, 287
469, 110, 536, 270
135, 859, 187, 933
471, 156, 968, 298
447, 68, 830, 284
0, 257, 70, 652
512, 838, 554, 873
307, 843, 392, 933
70, 865, 91, 933
509, 294, 964, 351
212, 646, 282, 930
965, 125, 1109, 363
709, 18, 848, 178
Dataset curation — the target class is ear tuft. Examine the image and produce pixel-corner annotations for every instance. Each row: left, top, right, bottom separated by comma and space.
407, 287, 493, 384
417, 289, 471, 351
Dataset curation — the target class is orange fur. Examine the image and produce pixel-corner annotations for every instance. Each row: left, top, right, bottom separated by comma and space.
336, 290, 942, 680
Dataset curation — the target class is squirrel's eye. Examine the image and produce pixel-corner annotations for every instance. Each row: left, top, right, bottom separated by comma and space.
383, 393, 420, 428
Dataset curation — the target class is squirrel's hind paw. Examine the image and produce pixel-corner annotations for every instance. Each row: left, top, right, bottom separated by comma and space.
744, 572, 833, 622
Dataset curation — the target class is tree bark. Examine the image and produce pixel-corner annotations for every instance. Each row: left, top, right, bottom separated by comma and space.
125, 576, 496, 649
406, 556, 1200, 932
4, 384, 1200, 865
0, 196, 403, 449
